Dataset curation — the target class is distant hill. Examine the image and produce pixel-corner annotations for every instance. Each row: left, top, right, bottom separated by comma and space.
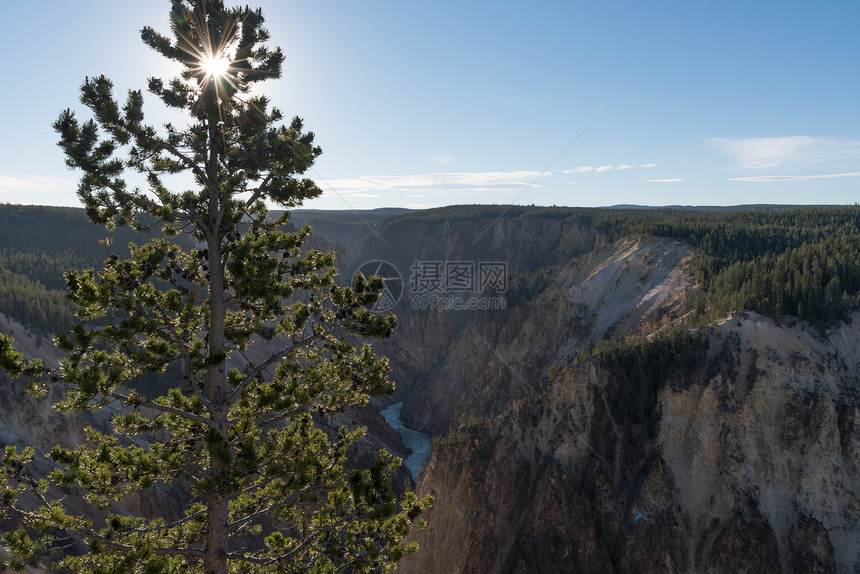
607, 203, 835, 211
282, 208, 413, 252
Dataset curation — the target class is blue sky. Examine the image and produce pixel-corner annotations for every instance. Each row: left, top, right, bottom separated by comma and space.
2, 1, 859, 209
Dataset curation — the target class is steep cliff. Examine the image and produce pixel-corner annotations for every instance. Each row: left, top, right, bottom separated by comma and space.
364, 227, 695, 434
400, 312, 860, 572
340, 211, 860, 573
348, 209, 618, 403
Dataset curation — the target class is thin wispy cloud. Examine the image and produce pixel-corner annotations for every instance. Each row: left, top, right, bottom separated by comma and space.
646, 178, 684, 183
563, 163, 657, 174
729, 172, 860, 183
318, 171, 548, 196
563, 166, 595, 174
707, 136, 860, 169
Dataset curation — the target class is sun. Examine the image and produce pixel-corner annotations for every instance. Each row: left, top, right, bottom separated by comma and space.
201, 54, 230, 79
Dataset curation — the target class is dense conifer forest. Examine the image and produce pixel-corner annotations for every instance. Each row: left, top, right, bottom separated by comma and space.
0, 205, 188, 334
0, 206, 127, 333
630, 206, 860, 326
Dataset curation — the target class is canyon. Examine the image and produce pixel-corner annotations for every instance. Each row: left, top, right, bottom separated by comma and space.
2, 206, 859, 572
342, 209, 860, 573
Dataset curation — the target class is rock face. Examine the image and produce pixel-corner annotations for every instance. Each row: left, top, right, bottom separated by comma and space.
354, 218, 695, 435
659, 315, 860, 572
348, 212, 618, 418
397, 312, 860, 572
343, 214, 860, 573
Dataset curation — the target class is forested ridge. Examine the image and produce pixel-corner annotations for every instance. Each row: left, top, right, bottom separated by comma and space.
3, 203, 860, 334
382, 204, 860, 327
0, 204, 172, 333
629, 206, 860, 326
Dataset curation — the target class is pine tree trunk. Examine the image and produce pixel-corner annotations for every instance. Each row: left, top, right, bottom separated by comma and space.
204, 122, 230, 574
205, 489, 229, 574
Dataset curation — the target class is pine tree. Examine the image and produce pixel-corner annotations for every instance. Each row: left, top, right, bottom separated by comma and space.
0, 1, 429, 572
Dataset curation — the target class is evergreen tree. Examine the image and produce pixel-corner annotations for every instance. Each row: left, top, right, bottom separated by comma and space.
0, 1, 429, 572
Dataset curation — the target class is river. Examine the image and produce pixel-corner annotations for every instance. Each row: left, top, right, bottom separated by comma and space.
379, 402, 432, 481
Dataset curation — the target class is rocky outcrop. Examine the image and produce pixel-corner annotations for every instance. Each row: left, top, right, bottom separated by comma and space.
350, 213, 620, 412
388, 234, 697, 435
340, 212, 860, 573
659, 315, 860, 572
398, 312, 860, 573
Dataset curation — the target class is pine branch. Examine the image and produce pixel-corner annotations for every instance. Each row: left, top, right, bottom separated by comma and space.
227, 326, 337, 404
106, 388, 215, 428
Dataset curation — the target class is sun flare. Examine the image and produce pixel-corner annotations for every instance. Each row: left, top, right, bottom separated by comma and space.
201, 54, 230, 78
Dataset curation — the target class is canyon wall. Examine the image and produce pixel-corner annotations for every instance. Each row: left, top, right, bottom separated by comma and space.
400, 312, 860, 573
343, 212, 860, 573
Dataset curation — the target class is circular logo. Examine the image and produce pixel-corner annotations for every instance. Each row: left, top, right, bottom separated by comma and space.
354, 260, 403, 312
